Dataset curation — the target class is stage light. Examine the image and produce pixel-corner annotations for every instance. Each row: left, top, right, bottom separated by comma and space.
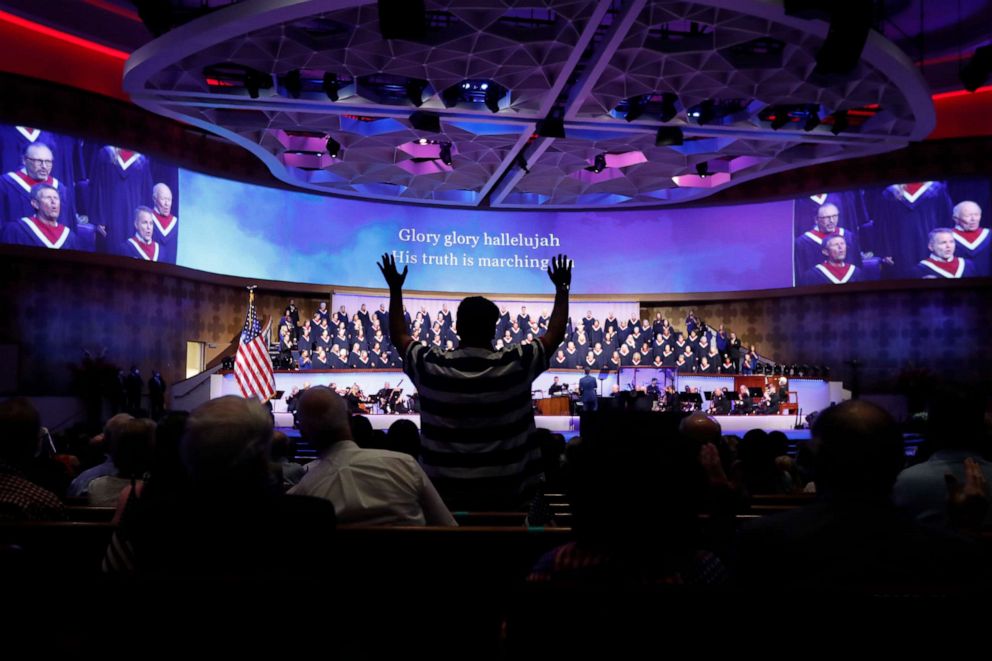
659, 93, 679, 122
439, 142, 453, 166
484, 85, 502, 113
283, 70, 302, 98
405, 80, 427, 107
480, 83, 488, 90
623, 95, 649, 122
323, 73, 341, 101
655, 126, 684, 146
513, 153, 530, 173
961, 45, 992, 92
325, 136, 341, 158
244, 70, 271, 99
535, 117, 566, 139
695, 161, 711, 177
409, 110, 442, 133
803, 114, 821, 131
694, 100, 715, 125
829, 110, 849, 135
588, 153, 607, 173
770, 113, 789, 130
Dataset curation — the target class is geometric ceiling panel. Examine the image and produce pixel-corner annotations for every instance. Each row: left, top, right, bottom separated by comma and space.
124, 0, 935, 209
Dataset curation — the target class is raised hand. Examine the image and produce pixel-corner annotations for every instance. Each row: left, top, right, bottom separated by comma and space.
377, 253, 408, 290
546, 254, 572, 291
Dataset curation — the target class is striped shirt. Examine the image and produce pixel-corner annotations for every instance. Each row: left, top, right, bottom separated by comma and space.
404, 341, 548, 510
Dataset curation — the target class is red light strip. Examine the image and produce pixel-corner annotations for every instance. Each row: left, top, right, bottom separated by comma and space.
83, 0, 142, 22
0, 9, 129, 60
932, 85, 992, 100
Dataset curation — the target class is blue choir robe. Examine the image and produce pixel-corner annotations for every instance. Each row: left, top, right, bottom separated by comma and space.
867, 182, 953, 278
581, 316, 595, 335
563, 348, 580, 368
119, 236, 161, 262
793, 191, 868, 237
0, 171, 77, 231
676, 358, 693, 374
88, 147, 154, 253
551, 355, 570, 369
497, 312, 510, 337
800, 263, 865, 286
794, 226, 862, 277
952, 228, 991, 277
151, 211, 178, 264
603, 316, 619, 334
298, 332, 315, 354
660, 350, 677, 367
619, 350, 633, 366
2, 216, 78, 250
914, 257, 975, 279
312, 354, 331, 369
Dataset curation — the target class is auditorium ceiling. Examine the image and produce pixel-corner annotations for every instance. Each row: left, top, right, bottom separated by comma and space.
3, 0, 990, 210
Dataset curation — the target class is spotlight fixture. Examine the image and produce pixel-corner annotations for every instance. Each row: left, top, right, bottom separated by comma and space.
659, 93, 679, 122
484, 84, 502, 113
770, 113, 789, 130
513, 153, 530, 173
803, 114, 821, 132
624, 95, 649, 122
409, 110, 442, 133
693, 100, 715, 125
655, 126, 684, 146
439, 142, 453, 166
323, 73, 341, 101
244, 70, 272, 99
590, 153, 607, 173
405, 80, 428, 107
829, 110, 849, 135
325, 136, 341, 158
695, 161, 711, 177
535, 117, 566, 139
282, 70, 302, 98
961, 44, 992, 92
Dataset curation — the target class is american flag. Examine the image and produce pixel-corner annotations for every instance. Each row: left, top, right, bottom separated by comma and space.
234, 289, 276, 401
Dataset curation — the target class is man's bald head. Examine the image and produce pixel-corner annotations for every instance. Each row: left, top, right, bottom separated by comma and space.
297, 386, 351, 453
679, 411, 722, 446
812, 400, 904, 500
181, 396, 272, 487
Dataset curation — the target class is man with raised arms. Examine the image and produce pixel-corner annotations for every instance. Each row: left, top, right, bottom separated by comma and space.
379, 252, 572, 511
800, 234, 865, 286
915, 228, 975, 279
950, 201, 989, 276
1, 183, 77, 250
150, 183, 178, 264
119, 206, 162, 262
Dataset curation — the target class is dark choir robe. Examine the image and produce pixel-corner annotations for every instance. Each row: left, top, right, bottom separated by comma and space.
705, 351, 722, 368
120, 236, 161, 262
629, 357, 643, 368
509, 326, 524, 344
591, 350, 607, 369
687, 335, 700, 356
652, 357, 665, 369
581, 316, 596, 336
0, 171, 79, 235
357, 308, 372, 331
587, 325, 604, 345
371, 353, 389, 369
2, 215, 78, 250
563, 348, 580, 368
952, 227, 991, 277
312, 354, 331, 368
628, 329, 643, 349
914, 256, 975, 279
552, 355, 570, 369
660, 350, 677, 367
538, 315, 550, 330
608, 357, 622, 370
696, 339, 712, 358
497, 311, 511, 336
676, 358, 693, 374
793, 191, 868, 238
603, 335, 619, 354
440, 310, 453, 328
867, 182, 953, 278
697, 361, 717, 375
574, 337, 589, 355
528, 324, 544, 339
88, 147, 154, 253
618, 348, 633, 366
333, 332, 350, 348
604, 315, 619, 334
375, 309, 389, 330
801, 262, 865, 286
151, 211, 178, 264
681, 350, 696, 369
673, 340, 687, 355
517, 313, 530, 328
583, 355, 599, 371
298, 332, 314, 354
720, 360, 735, 374
794, 227, 862, 276
403, 310, 412, 333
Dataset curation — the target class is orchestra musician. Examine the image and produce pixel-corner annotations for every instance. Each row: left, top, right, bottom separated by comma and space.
376, 381, 404, 414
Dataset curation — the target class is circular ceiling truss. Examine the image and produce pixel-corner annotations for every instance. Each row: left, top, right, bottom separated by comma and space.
124, 0, 935, 210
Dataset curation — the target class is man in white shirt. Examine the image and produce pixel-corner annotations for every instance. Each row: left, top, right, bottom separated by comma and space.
289, 386, 455, 526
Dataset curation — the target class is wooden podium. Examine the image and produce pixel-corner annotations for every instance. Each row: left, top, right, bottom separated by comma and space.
535, 397, 570, 416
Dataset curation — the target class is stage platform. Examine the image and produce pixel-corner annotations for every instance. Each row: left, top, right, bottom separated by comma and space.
282, 412, 808, 439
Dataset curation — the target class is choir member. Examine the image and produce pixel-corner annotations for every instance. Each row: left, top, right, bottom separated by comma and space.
915, 228, 975, 279
660, 344, 677, 367
313, 346, 330, 368
88, 146, 154, 254
617, 344, 633, 366
119, 206, 162, 262
697, 356, 716, 374
801, 235, 866, 285
1, 142, 78, 230
150, 183, 178, 263
951, 201, 989, 276
1, 183, 78, 250
552, 350, 569, 368
869, 181, 953, 278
